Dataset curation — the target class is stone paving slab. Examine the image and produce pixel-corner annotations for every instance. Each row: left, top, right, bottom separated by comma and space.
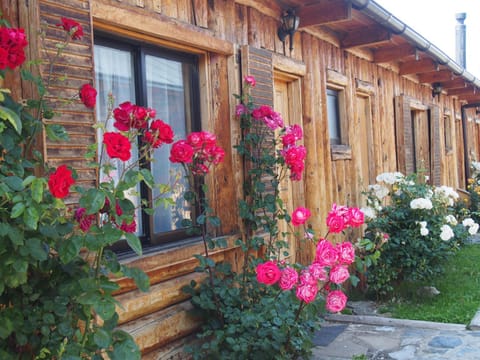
312, 316, 480, 360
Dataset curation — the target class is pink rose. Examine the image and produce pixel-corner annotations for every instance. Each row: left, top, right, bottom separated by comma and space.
326, 290, 348, 313
326, 212, 346, 233
285, 124, 303, 141
244, 75, 256, 87
329, 265, 350, 284
279, 267, 298, 290
347, 207, 364, 227
236, 104, 247, 116
299, 269, 317, 286
291, 207, 311, 226
337, 242, 355, 265
296, 283, 318, 303
282, 133, 296, 147
256, 260, 281, 285
169, 140, 194, 163
308, 263, 328, 281
314, 239, 338, 267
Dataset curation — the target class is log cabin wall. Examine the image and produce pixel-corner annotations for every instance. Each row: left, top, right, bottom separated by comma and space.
3, 0, 480, 357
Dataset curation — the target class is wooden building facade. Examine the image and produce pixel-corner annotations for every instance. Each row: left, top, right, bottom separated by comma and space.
3, 0, 480, 357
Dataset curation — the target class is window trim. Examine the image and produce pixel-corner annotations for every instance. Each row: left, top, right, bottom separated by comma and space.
326, 69, 351, 160
93, 34, 204, 250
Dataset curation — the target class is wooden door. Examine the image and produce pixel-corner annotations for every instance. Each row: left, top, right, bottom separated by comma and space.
274, 78, 295, 262
355, 95, 375, 190
412, 110, 432, 180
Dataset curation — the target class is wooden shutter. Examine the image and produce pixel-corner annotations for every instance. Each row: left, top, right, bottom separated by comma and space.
429, 104, 441, 186
241, 45, 273, 106
394, 95, 415, 174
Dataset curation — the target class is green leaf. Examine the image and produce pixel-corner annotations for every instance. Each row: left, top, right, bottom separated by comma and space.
94, 329, 112, 348
11, 202, 25, 218
125, 233, 142, 256
94, 298, 116, 320
31, 177, 45, 203
45, 124, 69, 141
139, 168, 155, 189
24, 206, 39, 230
109, 331, 140, 360
58, 236, 83, 263
0, 105, 21, 134
0, 316, 13, 339
4, 176, 24, 191
208, 216, 221, 227
121, 266, 150, 292
26, 238, 47, 261
79, 188, 106, 214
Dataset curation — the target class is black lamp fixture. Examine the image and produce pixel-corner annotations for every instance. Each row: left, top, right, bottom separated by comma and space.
432, 82, 443, 99
278, 9, 300, 53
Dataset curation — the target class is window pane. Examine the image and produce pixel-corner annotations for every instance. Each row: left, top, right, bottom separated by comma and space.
145, 55, 193, 234
327, 89, 341, 145
94, 44, 143, 235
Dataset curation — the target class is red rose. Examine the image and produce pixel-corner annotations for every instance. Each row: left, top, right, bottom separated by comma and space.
0, 27, 28, 70
56, 17, 84, 40
169, 140, 194, 163
79, 84, 97, 108
103, 132, 131, 161
256, 260, 281, 285
113, 102, 135, 131
144, 119, 174, 148
74, 207, 95, 232
48, 164, 75, 199
120, 219, 137, 233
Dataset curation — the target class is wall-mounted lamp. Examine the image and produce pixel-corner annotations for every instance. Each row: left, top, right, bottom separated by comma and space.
432, 82, 443, 99
278, 9, 300, 53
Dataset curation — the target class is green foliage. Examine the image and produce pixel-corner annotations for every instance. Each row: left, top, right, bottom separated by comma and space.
181, 81, 324, 359
360, 172, 473, 298
0, 20, 156, 358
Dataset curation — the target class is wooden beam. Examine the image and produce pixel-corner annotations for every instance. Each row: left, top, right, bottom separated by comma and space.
341, 26, 391, 49
92, 1, 233, 55
398, 58, 436, 76
456, 93, 480, 102
373, 44, 416, 63
447, 86, 477, 96
441, 77, 470, 89
417, 70, 453, 84
298, 1, 351, 28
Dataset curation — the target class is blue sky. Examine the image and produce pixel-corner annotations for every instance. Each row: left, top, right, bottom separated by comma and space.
375, 0, 480, 78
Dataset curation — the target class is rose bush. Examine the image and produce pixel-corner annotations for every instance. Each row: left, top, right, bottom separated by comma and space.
180, 76, 364, 359
0, 17, 178, 358
360, 171, 476, 297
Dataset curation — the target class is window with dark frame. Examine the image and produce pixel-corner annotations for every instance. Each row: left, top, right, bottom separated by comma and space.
327, 88, 341, 145
444, 114, 453, 154
94, 35, 201, 251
